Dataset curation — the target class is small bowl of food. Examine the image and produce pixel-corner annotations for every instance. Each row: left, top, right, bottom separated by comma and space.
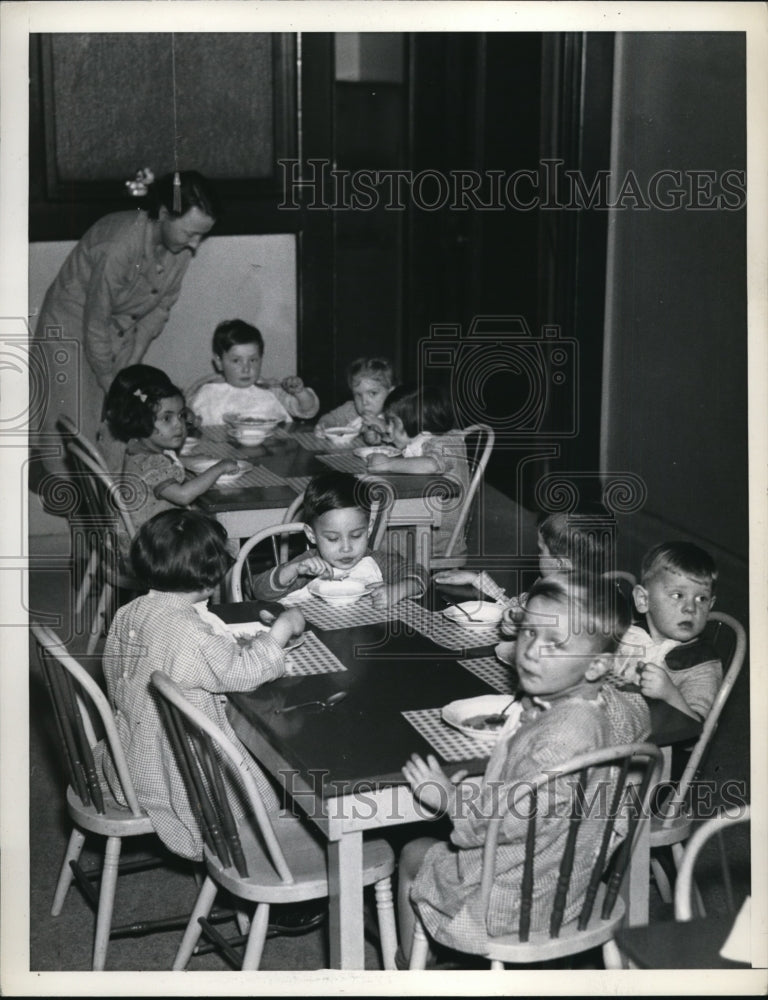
321, 426, 360, 448
442, 695, 522, 742
308, 578, 366, 607
353, 445, 401, 460
183, 455, 252, 483
223, 414, 280, 446
442, 601, 504, 630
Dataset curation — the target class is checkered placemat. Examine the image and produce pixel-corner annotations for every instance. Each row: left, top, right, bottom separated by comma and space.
457, 656, 516, 694
298, 593, 394, 630
396, 600, 501, 650
284, 475, 312, 493
284, 631, 347, 676
317, 452, 366, 474
401, 707, 494, 762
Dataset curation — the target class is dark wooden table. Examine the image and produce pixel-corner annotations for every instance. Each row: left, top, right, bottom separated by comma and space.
216, 595, 702, 968
193, 423, 458, 568
615, 914, 751, 968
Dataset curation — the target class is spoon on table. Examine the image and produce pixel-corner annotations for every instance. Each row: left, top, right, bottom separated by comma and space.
275, 691, 349, 715
446, 602, 486, 623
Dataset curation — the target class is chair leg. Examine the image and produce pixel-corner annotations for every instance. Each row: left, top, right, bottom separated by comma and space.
241, 903, 270, 970
235, 907, 251, 936
51, 827, 87, 916
173, 875, 219, 971
650, 855, 673, 904
602, 938, 628, 969
74, 550, 98, 618
374, 877, 398, 970
670, 842, 706, 916
92, 835, 122, 971
409, 921, 430, 970
490, 959, 505, 970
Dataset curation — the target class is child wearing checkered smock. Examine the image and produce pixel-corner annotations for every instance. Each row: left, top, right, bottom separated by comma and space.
396, 575, 650, 963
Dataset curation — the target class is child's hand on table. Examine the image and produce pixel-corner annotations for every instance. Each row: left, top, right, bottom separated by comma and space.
281, 375, 305, 396
366, 453, 393, 472
402, 753, 467, 814
433, 570, 481, 587
212, 459, 240, 477
269, 608, 305, 648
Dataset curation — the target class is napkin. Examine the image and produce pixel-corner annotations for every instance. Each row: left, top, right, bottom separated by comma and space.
719, 895, 751, 964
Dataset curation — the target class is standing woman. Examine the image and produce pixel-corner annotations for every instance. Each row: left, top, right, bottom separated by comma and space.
32, 171, 219, 475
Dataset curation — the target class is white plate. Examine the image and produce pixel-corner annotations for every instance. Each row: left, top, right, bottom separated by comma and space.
225, 620, 305, 650
353, 445, 401, 459
442, 695, 522, 741
308, 578, 366, 606
321, 426, 360, 447
442, 601, 503, 629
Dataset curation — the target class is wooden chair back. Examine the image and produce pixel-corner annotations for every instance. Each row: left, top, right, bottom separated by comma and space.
479, 742, 661, 940
229, 522, 308, 601
434, 423, 494, 564
657, 611, 747, 826
56, 413, 110, 473
674, 804, 750, 921
31, 623, 144, 817
150, 670, 294, 884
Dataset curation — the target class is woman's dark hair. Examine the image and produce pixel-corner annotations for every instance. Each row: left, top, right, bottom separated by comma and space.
104, 364, 183, 442
212, 319, 265, 358
383, 384, 455, 437
130, 509, 233, 592
303, 471, 373, 525
145, 170, 220, 221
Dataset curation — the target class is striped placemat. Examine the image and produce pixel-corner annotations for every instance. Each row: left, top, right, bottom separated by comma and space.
317, 452, 367, 475
218, 464, 286, 488
281, 430, 334, 453
401, 707, 494, 762
284, 475, 312, 493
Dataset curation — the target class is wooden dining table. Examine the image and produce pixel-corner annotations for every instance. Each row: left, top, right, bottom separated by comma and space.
214, 588, 703, 970
189, 423, 458, 569
615, 913, 751, 968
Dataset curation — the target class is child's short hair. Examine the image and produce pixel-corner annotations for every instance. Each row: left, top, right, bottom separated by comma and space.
641, 541, 718, 592
537, 504, 615, 577
524, 573, 631, 653
383, 384, 455, 437
345, 357, 394, 390
302, 471, 373, 525
105, 365, 183, 442
212, 319, 265, 358
130, 509, 233, 592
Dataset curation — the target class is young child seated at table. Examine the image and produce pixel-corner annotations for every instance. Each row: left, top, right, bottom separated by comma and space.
106, 365, 239, 552
315, 356, 395, 445
436, 503, 617, 635
614, 541, 721, 721
98, 508, 305, 861
396, 573, 649, 964
188, 318, 319, 426
365, 384, 470, 559
250, 471, 429, 609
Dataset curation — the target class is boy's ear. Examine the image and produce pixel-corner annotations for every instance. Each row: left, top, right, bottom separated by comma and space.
212, 354, 223, 373
303, 524, 316, 546
633, 584, 648, 613
585, 657, 609, 682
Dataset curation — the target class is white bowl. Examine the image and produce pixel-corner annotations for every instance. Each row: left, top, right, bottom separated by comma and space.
308, 578, 366, 606
494, 640, 517, 666
223, 414, 280, 446
184, 456, 252, 483
442, 695, 522, 742
442, 601, 504, 629
321, 426, 360, 448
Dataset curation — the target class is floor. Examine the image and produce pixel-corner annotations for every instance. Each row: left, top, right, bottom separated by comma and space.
23, 482, 752, 977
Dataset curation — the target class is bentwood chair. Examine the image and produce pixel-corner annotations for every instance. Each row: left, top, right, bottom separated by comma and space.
151, 670, 399, 970
408, 742, 661, 970
429, 423, 495, 572
32, 623, 159, 970
649, 611, 747, 911
229, 522, 309, 602
64, 441, 143, 654
674, 805, 751, 922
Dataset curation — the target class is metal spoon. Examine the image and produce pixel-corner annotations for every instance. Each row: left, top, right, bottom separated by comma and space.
275, 691, 349, 715
482, 697, 517, 726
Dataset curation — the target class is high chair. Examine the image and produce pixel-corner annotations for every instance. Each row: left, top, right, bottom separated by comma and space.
649, 611, 747, 911
32, 624, 177, 970
407, 742, 661, 970
151, 670, 399, 970
429, 423, 494, 572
